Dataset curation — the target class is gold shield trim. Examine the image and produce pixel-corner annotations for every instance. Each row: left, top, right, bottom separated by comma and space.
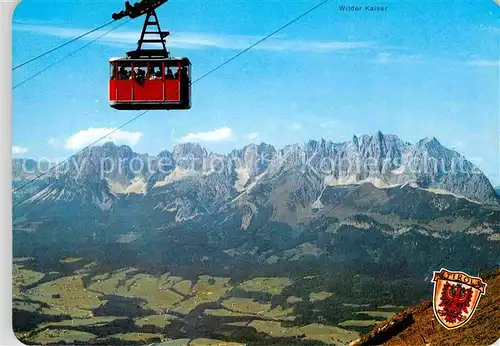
431, 268, 487, 330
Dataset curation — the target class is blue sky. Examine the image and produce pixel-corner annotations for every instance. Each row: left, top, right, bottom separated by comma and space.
12, 0, 500, 185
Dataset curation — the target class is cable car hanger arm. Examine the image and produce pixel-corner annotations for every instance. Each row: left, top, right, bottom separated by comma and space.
112, 0, 168, 20
112, 0, 170, 58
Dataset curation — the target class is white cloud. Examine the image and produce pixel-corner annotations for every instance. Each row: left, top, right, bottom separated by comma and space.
65, 127, 142, 150
13, 23, 375, 53
12, 146, 28, 154
289, 123, 302, 131
169, 128, 177, 140
48, 137, 65, 148
320, 120, 339, 128
180, 127, 233, 143
451, 140, 465, 149
466, 60, 500, 67
372, 52, 423, 64
246, 132, 260, 140
477, 25, 500, 35
488, 27, 500, 34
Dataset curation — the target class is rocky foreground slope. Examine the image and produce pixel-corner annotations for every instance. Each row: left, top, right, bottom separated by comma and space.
351, 269, 500, 346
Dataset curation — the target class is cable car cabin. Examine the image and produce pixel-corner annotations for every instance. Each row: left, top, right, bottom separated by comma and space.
109, 57, 191, 110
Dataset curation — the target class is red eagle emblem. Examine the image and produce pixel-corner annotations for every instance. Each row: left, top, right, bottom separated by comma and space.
432, 268, 487, 329
437, 282, 473, 324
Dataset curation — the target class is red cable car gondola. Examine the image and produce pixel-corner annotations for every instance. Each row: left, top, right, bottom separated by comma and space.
109, 57, 191, 110
109, 0, 191, 110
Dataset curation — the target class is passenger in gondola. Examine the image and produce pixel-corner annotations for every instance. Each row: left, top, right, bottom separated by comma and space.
165, 67, 174, 79
148, 66, 156, 80
136, 68, 146, 83
119, 66, 128, 80
149, 66, 161, 80
180, 66, 189, 81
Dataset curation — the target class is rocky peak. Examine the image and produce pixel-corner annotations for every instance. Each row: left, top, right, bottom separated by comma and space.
230, 142, 277, 177
172, 143, 208, 171
172, 143, 207, 159
157, 149, 173, 158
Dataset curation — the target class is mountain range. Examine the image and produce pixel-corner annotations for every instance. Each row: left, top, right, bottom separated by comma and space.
12, 132, 499, 209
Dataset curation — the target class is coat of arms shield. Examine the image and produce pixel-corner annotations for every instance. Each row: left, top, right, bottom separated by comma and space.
432, 268, 487, 329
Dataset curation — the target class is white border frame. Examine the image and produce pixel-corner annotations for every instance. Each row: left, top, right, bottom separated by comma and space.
1, 0, 24, 345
